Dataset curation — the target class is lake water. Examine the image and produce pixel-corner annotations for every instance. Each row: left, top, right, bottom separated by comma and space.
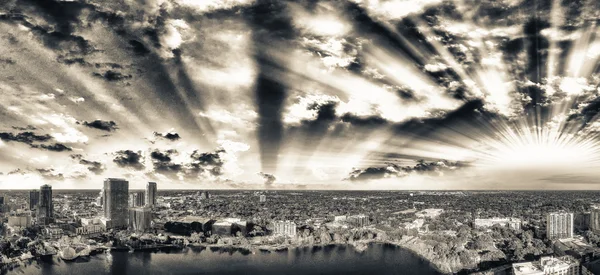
8, 243, 440, 275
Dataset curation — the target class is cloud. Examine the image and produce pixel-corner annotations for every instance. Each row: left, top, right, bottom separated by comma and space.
70, 154, 105, 175
258, 172, 276, 186
36, 168, 64, 180
177, 0, 256, 13
150, 149, 183, 175
0, 131, 52, 144
349, 0, 444, 21
113, 150, 145, 170
36, 143, 72, 152
92, 70, 132, 82
153, 130, 181, 141
346, 160, 466, 182
81, 120, 118, 132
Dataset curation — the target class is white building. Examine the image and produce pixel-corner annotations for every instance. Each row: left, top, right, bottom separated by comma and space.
512, 256, 578, 275
334, 215, 347, 222
259, 195, 266, 203
273, 220, 297, 237
415, 209, 444, 218
8, 216, 32, 227
347, 214, 369, 227
547, 212, 573, 240
474, 218, 522, 230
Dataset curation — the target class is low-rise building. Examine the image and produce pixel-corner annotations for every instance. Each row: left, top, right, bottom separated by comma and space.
415, 208, 444, 219
474, 218, 522, 230
8, 215, 32, 227
553, 237, 600, 263
75, 224, 105, 236
513, 256, 579, 275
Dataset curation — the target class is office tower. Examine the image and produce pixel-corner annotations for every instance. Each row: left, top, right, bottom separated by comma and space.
129, 191, 144, 207
547, 212, 573, 240
590, 209, 600, 233
103, 178, 129, 229
128, 207, 152, 232
200, 191, 208, 200
259, 194, 266, 203
38, 184, 53, 225
0, 196, 4, 205
96, 190, 103, 207
145, 182, 157, 207
29, 190, 40, 210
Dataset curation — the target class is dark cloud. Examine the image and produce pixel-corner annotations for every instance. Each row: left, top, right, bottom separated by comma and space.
37, 143, 72, 152
11, 125, 36, 131
70, 154, 105, 175
92, 70, 132, 82
190, 150, 224, 166
150, 149, 175, 162
128, 40, 151, 56
258, 172, 276, 186
341, 113, 389, 127
36, 168, 64, 180
0, 131, 71, 151
153, 131, 181, 141
568, 96, 600, 127
347, 160, 466, 182
150, 149, 182, 174
0, 131, 52, 144
80, 120, 118, 132
113, 150, 145, 170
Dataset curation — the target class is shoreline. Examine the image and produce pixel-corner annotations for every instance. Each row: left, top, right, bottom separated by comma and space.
1, 239, 452, 274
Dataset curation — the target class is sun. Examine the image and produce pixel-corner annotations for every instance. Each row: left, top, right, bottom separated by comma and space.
475, 124, 600, 170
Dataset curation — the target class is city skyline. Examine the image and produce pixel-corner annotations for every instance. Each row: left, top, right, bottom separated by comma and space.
1, 0, 600, 190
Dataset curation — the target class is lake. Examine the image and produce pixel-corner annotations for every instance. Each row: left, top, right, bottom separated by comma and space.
8, 243, 440, 275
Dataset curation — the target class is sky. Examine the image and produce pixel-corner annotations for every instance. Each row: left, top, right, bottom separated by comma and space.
0, 0, 600, 190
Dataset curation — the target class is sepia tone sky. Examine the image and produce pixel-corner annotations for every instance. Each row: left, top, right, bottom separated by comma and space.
0, 0, 600, 189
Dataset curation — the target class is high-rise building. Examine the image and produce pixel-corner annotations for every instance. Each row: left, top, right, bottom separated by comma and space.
38, 184, 53, 225
103, 178, 129, 229
547, 212, 573, 240
0, 196, 4, 205
29, 190, 40, 210
96, 190, 103, 207
590, 209, 600, 233
273, 220, 297, 237
128, 207, 152, 232
348, 214, 370, 227
259, 194, 266, 203
129, 191, 145, 207
145, 182, 157, 207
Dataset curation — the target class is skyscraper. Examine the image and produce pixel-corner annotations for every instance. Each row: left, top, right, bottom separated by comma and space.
590, 209, 600, 233
129, 191, 144, 207
547, 212, 573, 240
145, 182, 157, 207
259, 194, 266, 203
29, 190, 40, 210
103, 178, 129, 229
38, 185, 53, 225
